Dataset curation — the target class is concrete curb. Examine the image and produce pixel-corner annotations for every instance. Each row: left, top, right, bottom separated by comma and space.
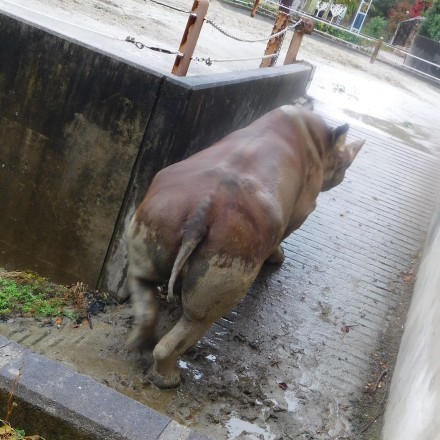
0, 335, 209, 440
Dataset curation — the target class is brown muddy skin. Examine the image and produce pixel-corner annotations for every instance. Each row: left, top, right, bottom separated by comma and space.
126, 106, 364, 388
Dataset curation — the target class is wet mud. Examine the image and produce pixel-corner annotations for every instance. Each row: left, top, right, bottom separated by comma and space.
0, 257, 419, 440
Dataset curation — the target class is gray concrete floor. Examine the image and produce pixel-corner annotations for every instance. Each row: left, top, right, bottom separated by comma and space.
1, 122, 439, 439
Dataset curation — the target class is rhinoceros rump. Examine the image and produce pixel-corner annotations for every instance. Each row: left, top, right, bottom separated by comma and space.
125, 106, 364, 388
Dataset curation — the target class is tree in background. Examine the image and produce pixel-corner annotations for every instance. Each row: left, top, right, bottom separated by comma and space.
387, 0, 415, 36
409, 0, 432, 16
419, 0, 440, 39
370, 0, 400, 18
364, 16, 389, 36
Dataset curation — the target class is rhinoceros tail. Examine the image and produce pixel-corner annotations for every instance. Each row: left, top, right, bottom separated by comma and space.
167, 196, 212, 303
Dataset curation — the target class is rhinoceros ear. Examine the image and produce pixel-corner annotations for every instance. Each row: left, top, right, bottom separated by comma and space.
346, 139, 365, 162
330, 123, 349, 150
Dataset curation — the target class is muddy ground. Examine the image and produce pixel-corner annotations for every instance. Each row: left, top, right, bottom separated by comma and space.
1, 0, 440, 439
0, 263, 416, 440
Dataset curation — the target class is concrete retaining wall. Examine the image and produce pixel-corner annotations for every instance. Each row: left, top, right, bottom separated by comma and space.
391, 17, 424, 49
404, 34, 440, 79
382, 182, 440, 439
0, 11, 313, 292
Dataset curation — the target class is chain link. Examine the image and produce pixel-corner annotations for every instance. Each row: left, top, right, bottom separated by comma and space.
146, 0, 190, 13
193, 51, 279, 66
125, 36, 179, 55
131, 2, 304, 65
205, 18, 302, 43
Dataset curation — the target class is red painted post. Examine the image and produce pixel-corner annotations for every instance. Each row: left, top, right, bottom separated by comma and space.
260, 11, 290, 68
172, 0, 209, 77
283, 18, 314, 65
260, 0, 295, 68
251, 0, 260, 17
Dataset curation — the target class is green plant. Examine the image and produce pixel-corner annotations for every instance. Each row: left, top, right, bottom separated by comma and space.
420, 0, 440, 39
364, 16, 389, 38
0, 271, 88, 319
314, 21, 366, 44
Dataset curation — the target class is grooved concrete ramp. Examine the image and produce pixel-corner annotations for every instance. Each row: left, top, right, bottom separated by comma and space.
1, 123, 439, 439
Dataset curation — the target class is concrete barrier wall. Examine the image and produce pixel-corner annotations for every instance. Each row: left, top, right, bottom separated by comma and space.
404, 35, 440, 79
0, 12, 163, 285
382, 182, 440, 439
0, 11, 313, 291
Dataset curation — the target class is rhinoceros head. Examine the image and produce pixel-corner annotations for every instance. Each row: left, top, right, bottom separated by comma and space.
321, 123, 364, 191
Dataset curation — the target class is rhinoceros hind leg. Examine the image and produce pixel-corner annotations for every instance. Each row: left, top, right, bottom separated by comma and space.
126, 276, 158, 351
147, 260, 259, 388
265, 244, 285, 264
148, 315, 212, 388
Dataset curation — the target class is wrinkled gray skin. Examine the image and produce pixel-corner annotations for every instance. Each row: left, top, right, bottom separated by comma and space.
124, 106, 365, 388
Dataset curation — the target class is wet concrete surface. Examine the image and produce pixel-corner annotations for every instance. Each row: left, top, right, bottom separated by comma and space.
1, 124, 439, 439
1, 1, 440, 438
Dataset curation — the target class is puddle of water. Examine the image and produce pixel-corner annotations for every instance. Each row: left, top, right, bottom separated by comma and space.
284, 390, 300, 412
226, 416, 276, 440
178, 359, 203, 380
178, 359, 188, 369
307, 60, 440, 155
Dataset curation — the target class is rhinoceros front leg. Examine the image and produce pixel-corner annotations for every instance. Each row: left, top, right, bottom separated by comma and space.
265, 244, 285, 264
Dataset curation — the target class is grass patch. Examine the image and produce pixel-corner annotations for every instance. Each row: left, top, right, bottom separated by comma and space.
0, 419, 44, 439
0, 270, 98, 321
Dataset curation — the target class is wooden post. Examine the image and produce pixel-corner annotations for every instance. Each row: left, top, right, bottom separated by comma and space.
370, 37, 383, 64
172, 0, 209, 76
283, 18, 314, 65
260, 0, 294, 67
251, 0, 260, 17
260, 12, 290, 68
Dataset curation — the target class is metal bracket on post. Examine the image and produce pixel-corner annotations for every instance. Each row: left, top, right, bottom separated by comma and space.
172, 0, 209, 77
283, 18, 314, 65
260, 12, 290, 68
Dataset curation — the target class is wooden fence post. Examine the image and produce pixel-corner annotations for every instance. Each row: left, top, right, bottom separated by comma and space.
370, 37, 383, 64
260, 12, 291, 68
172, 0, 209, 76
251, 0, 260, 17
283, 18, 314, 65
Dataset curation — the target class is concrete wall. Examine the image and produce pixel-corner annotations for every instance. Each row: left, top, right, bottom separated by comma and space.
0, 12, 163, 285
0, 11, 313, 291
382, 183, 440, 439
391, 17, 424, 49
404, 34, 440, 79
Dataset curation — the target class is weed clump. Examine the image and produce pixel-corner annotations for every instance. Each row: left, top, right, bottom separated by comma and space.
0, 270, 105, 322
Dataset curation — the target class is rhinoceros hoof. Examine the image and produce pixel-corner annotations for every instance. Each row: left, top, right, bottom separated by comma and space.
147, 365, 181, 389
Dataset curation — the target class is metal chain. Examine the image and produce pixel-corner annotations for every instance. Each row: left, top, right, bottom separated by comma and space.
145, 0, 191, 13
193, 52, 279, 66
126, 33, 280, 65
129, 3, 304, 65
125, 36, 180, 55
205, 18, 302, 43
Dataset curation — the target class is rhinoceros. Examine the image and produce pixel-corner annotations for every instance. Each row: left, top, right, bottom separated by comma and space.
125, 105, 364, 388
